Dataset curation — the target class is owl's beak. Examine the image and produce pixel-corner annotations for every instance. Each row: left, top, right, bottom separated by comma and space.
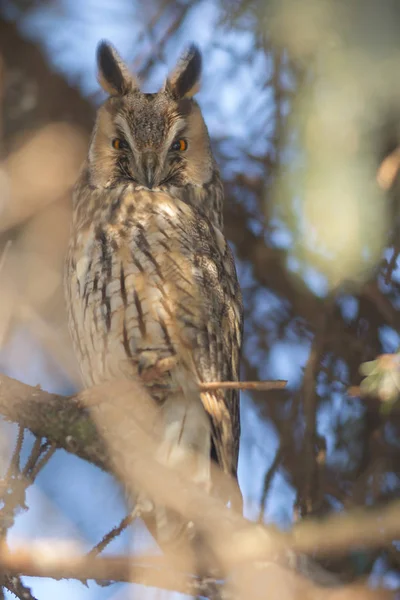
142, 152, 158, 189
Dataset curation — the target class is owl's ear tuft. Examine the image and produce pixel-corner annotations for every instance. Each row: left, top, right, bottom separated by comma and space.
165, 44, 202, 99
97, 41, 137, 96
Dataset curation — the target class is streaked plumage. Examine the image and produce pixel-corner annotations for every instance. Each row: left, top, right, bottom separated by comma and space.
65, 41, 243, 542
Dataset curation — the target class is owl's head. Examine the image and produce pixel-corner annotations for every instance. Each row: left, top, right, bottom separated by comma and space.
88, 41, 215, 192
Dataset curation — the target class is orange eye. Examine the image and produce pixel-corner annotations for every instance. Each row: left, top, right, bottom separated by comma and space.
112, 138, 128, 150
171, 138, 188, 152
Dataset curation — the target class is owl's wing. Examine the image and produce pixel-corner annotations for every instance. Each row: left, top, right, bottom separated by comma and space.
127, 193, 243, 508
195, 234, 242, 472
192, 217, 243, 510
170, 208, 243, 490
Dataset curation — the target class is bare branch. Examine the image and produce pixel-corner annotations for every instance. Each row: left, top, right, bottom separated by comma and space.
1, 373, 400, 598
0, 375, 399, 557
0, 543, 216, 597
2, 573, 38, 600
87, 509, 140, 558
200, 380, 287, 392
290, 501, 400, 556
0, 542, 394, 600
0, 374, 109, 470
297, 309, 330, 516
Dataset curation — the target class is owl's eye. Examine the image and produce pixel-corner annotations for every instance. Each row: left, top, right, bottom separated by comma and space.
170, 138, 188, 152
112, 138, 129, 150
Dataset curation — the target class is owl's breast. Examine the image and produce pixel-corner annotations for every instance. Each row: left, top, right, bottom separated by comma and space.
65, 193, 199, 390
66, 189, 241, 398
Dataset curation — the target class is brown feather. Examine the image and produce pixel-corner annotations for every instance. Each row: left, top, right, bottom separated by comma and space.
65, 41, 243, 545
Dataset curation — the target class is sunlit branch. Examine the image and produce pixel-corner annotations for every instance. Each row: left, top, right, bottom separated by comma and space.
199, 380, 287, 392
0, 543, 219, 597
0, 374, 399, 567
0, 542, 394, 600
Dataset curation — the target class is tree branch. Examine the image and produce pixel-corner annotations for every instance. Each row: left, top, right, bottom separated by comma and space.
0, 542, 394, 600
0, 374, 108, 470
1, 374, 400, 560
0, 543, 214, 597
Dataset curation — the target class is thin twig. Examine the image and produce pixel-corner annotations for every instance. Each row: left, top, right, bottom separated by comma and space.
3, 574, 38, 600
5, 426, 24, 481
258, 388, 302, 524
29, 443, 57, 481
199, 380, 287, 392
22, 438, 43, 478
297, 307, 330, 517
88, 507, 140, 558
363, 281, 400, 330
0, 538, 395, 599
137, 3, 195, 79
0, 436, 56, 543
141, 356, 286, 392
257, 444, 284, 523
384, 247, 400, 285
0, 429, 27, 538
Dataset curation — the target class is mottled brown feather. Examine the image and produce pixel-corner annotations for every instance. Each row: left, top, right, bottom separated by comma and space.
65, 41, 243, 539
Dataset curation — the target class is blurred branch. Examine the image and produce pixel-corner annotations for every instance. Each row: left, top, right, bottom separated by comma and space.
0, 375, 399, 555
0, 422, 56, 598
0, 541, 394, 600
258, 443, 284, 522
0, 19, 93, 134
0, 543, 221, 597
87, 509, 139, 558
297, 308, 331, 517
377, 146, 400, 191
363, 282, 400, 331
258, 391, 300, 523
136, 1, 196, 77
223, 198, 322, 325
1, 573, 37, 600
291, 500, 400, 556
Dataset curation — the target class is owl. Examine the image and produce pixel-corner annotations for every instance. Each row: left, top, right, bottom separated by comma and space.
65, 41, 243, 543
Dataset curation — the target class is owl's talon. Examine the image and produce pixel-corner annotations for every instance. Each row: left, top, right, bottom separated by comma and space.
138, 351, 159, 375
140, 354, 178, 382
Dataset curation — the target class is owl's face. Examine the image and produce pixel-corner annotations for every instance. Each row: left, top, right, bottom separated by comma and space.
88, 43, 214, 191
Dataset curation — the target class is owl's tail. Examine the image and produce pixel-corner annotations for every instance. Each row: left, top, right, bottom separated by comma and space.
138, 389, 241, 554
139, 392, 211, 547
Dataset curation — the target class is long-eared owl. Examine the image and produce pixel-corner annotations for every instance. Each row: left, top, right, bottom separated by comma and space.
65, 41, 243, 541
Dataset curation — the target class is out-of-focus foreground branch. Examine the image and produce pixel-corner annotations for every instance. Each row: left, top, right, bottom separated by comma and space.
0, 542, 394, 600
0, 373, 398, 598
